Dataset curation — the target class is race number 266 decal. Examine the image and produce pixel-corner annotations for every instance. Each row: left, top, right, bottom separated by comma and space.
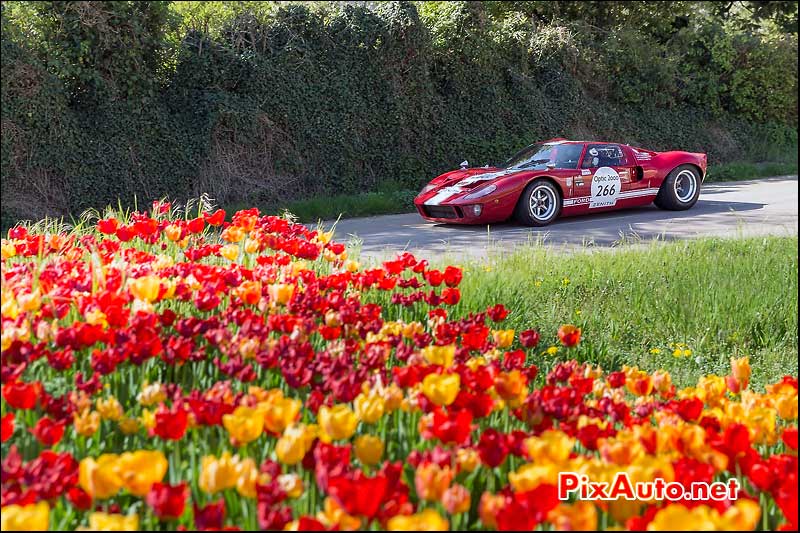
590, 167, 622, 208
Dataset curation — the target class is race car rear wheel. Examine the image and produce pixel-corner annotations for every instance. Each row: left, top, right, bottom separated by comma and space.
654, 165, 701, 210
514, 179, 561, 226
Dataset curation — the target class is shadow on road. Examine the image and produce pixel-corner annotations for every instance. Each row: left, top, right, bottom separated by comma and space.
431, 199, 766, 233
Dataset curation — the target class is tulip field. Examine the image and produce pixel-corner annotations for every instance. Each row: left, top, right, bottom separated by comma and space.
0, 202, 797, 531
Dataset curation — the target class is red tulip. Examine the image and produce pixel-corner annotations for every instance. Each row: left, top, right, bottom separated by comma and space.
477, 429, 509, 468
723, 423, 751, 455
205, 209, 226, 226
676, 397, 704, 421
2, 380, 42, 410
327, 472, 388, 518
443, 266, 463, 287
519, 329, 540, 348
425, 269, 444, 287
152, 403, 189, 441
147, 482, 188, 520
430, 408, 474, 444
194, 499, 225, 530
66, 487, 93, 511
30, 416, 66, 447
783, 427, 798, 451
295, 517, 329, 531
97, 218, 119, 235
487, 304, 509, 322
557, 324, 581, 347
1, 412, 14, 442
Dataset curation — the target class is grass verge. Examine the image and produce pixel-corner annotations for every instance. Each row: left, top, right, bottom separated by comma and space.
252, 189, 419, 223
447, 236, 798, 389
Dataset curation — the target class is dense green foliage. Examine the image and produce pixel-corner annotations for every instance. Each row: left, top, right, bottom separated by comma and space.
1, 1, 797, 226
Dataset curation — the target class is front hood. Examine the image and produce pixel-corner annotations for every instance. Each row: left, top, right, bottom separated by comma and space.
432, 167, 511, 189
417, 167, 525, 206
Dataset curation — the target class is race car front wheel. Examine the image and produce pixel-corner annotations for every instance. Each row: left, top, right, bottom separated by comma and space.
654, 165, 701, 210
515, 179, 561, 226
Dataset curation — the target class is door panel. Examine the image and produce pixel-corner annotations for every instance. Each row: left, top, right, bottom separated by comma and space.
565, 144, 655, 212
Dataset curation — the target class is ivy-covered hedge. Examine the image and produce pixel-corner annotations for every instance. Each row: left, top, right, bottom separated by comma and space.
1, 1, 797, 225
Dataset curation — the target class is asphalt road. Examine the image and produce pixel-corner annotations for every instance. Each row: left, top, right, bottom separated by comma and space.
330, 176, 799, 260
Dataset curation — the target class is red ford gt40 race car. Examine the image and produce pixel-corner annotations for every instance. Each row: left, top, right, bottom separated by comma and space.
414, 139, 707, 226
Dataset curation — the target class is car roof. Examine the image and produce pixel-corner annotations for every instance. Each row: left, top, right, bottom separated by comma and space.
542, 138, 625, 146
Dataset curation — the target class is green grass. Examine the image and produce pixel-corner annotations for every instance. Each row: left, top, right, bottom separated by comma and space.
445, 236, 798, 389
250, 189, 419, 223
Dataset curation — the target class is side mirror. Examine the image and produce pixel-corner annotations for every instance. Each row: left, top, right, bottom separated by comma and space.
546, 162, 556, 169
460, 160, 469, 169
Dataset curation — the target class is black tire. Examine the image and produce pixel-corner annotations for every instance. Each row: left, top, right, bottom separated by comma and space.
654, 165, 701, 211
514, 179, 562, 226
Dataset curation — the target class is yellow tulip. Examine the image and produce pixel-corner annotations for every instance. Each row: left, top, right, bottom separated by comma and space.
278, 473, 304, 499
354, 435, 384, 466
137, 382, 167, 406
85, 308, 109, 328
235, 457, 262, 498
223, 406, 265, 445
492, 329, 514, 348
354, 392, 385, 424
318, 404, 358, 442
276, 424, 318, 465
775, 393, 798, 420
387, 509, 448, 531
220, 244, 240, 261
421, 373, 460, 406
258, 394, 301, 434
730, 356, 751, 386
317, 497, 362, 531
18, 290, 42, 312
164, 224, 182, 241
525, 430, 575, 465
221, 225, 245, 243
85, 512, 139, 531
116, 450, 168, 496
244, 238, 260, 254
414, 463, 453, 502
199, 452, 240, 494
647, 503, 718, 531
96, 396, 123, 422
1, 242, 16, 259
508, 462, 559, 492
479, 492, 505, 529
456, 448, 480, 473
79, 455, 123, 500
1, 501, 49, 531
268, 283, 294, 305
548, 501, 598, 531
422, 344, 456, 368
718, 499, 761, 530
129, 275, 161, 303
74, 409, 101, 437
118, 417, 140, 435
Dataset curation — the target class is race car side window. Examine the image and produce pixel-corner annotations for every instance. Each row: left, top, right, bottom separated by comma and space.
581, 144, 628, 169
552, 144, 584, 169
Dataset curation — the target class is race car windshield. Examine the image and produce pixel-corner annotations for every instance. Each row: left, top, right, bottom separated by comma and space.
502, 143, 584, 170
502, 143, 553, 170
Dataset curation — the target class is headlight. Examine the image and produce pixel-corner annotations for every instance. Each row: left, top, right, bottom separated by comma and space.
464, 184, 497, 200
420, 185, 436, 195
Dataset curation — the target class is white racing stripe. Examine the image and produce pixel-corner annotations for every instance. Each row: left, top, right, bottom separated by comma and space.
564, 187, 659, 207
424, 186, 463, 206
